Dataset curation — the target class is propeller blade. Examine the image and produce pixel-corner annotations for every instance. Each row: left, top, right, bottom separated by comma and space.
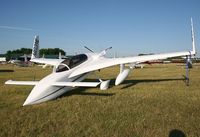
84, 46, 94, 53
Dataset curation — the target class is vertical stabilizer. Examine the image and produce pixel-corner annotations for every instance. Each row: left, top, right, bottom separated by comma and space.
191, 18, 196, 55
31, 35, 39, 59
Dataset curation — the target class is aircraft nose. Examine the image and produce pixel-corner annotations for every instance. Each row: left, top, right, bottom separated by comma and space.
23, 93, 36, 106
22, 84, 61, 106
23, 99, 31, 106
22, 85, 44, 106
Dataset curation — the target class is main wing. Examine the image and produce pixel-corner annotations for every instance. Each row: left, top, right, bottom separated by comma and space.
69, 18, 196, 78
69, 51, 194, 78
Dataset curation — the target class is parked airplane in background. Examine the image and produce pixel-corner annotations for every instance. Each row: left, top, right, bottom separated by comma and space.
5, 18, 197, 106
31, 36, 67, 68
9, 54, 32, 67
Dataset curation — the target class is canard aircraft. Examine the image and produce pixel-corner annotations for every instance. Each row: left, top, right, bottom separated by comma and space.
5, 18, 197, 106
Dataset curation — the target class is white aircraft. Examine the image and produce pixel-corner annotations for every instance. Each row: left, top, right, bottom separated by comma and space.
5, 18, 197, 106
9, 54, 32, 67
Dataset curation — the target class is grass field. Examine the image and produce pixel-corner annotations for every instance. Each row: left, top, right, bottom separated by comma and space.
0, 64, 200, 137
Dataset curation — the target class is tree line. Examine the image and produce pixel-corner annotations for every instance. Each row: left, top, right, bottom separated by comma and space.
6, 48, 66, 60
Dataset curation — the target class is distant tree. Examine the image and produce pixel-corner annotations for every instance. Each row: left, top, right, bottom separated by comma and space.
6, 48, 32, 60
21, 48, 32, 54
6, 48, 66, 60
6, 48, 65, 60
39, 48, 65, 56
6, 48, 32, 55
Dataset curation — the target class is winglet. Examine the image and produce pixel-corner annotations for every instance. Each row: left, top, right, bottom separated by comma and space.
31, 35, 39, 59
191, 18, 196, 55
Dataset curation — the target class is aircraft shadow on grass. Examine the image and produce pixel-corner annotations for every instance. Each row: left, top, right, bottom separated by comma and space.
60, 86, 115, 98
0, 69, 14, 72
60, 76, 186, 98
169, 129, 186, 137
119, 77, 187, 89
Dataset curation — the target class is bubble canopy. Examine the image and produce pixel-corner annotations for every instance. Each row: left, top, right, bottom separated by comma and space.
56, 54, 88, 73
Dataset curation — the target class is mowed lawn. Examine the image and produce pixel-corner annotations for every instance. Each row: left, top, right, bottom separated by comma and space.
0, 63, 200, 137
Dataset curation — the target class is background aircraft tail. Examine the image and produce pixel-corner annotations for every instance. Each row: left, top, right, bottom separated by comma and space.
31, 35, 39, 59
24, 54, 28, 62
59, 52, 62, 59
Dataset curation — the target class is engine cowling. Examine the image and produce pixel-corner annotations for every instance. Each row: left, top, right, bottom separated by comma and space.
115, 69, 130, 85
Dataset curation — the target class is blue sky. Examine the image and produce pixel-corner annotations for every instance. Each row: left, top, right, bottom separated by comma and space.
0, 0, 200, 56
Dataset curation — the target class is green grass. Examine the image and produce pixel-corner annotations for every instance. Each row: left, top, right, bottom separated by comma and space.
0, 63, 200, 137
